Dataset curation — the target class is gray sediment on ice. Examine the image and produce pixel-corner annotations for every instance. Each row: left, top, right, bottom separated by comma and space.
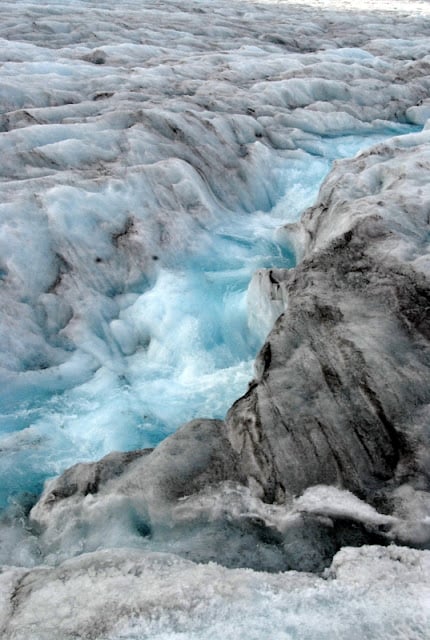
227, 134, 430, 506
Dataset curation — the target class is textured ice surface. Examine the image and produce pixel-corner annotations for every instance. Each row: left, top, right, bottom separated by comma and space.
1, 0, 430, 637
1, 545, 430, 640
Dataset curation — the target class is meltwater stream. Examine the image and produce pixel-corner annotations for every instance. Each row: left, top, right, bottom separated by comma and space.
0, 127, 417, 513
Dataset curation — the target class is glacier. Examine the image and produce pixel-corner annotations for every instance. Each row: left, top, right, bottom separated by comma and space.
1, 0, 430, 638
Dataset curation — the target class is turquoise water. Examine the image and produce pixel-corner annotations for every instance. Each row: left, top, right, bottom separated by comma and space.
0, 125, 419, 510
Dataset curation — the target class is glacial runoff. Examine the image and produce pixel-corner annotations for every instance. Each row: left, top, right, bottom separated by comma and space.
1, 0, 430, 638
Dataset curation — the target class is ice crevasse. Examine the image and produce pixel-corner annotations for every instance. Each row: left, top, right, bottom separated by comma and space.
1, 0, 430, 638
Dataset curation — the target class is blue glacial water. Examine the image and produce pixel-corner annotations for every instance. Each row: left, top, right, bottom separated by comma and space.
0, 126, 419, 510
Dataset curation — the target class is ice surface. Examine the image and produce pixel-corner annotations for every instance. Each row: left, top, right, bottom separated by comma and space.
1, 546, 430, 640
0, 0, 430, 636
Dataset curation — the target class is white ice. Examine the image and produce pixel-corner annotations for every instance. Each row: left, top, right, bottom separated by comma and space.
0, 0, 430, 637
1, 545, 430, 640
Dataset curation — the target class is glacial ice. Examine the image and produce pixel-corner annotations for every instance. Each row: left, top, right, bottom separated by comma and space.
1, 545, 430, 640
1, 0, 430, 637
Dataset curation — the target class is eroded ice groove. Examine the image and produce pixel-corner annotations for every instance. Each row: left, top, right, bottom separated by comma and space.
0, 128, 417, 512
0, 0, 428, 523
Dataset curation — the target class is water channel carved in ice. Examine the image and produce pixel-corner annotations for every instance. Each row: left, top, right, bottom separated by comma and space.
1, 1, 430, 637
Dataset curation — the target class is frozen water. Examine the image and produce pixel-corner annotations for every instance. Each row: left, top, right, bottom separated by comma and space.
0, 0, 430, 636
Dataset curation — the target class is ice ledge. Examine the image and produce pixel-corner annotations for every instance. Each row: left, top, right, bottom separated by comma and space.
1, 544, 430, 639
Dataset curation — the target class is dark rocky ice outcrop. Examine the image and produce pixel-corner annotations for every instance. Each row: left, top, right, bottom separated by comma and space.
228, 131, 430, 507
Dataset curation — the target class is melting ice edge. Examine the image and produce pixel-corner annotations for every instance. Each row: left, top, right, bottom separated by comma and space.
1, 0, 430, 638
